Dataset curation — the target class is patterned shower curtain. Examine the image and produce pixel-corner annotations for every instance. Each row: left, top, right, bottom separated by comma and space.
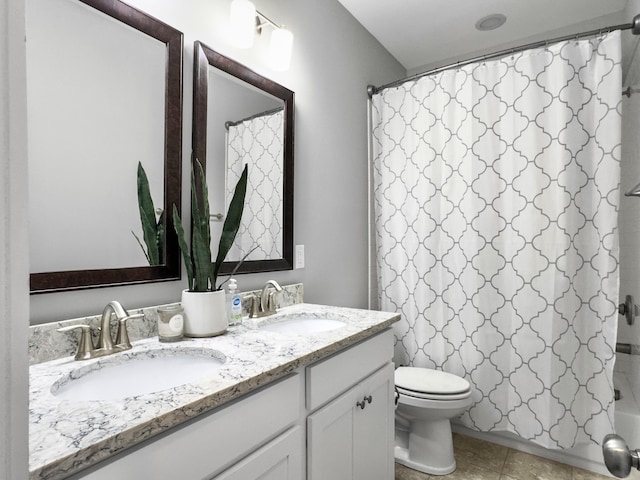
226, 108, 284, 261
371, 31, 621, 449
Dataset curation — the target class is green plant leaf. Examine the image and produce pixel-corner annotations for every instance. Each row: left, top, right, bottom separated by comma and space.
172, 205, 194, 290
173, 157, 246, 292
190, 159, 213, 291
217, 245, 259, 290
213, 163, 248, 287
136, 162, 159, 265
191, 215, 212, 291
195, 159, 211, 257
131, 230, 152, 265
156, 210, 165, 264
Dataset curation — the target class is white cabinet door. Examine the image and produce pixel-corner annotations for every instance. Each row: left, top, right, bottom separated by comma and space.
307, 384, 357, 479
213, 427, 303, 480
307, 363, 394, 480
353, 363, 394, 479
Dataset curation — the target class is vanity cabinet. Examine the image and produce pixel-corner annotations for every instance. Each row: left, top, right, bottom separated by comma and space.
68, 329, 394, 480
306, 329, 395, 480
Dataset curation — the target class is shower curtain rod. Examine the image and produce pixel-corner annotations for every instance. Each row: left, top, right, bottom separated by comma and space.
224, 106, 284, 130
368, 14, 640, 97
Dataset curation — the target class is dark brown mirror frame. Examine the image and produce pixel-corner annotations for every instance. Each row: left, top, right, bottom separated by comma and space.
193, 41, 294, 275
30, 0, 183, 293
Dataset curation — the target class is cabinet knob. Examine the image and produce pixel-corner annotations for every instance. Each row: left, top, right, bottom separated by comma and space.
356, 395, 373, 410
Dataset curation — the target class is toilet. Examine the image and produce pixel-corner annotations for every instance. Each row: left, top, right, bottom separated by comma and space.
394, 366, 473, 475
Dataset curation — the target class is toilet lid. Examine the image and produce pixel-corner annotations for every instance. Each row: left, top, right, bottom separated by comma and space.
395, 367, 470, 395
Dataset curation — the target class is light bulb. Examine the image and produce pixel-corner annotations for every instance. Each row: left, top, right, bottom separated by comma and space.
269, 27, 293, 71
229, 0, 256, 49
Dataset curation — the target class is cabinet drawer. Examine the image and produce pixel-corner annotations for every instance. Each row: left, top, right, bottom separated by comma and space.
74, 373, 301, 480
306, 329, 393, 411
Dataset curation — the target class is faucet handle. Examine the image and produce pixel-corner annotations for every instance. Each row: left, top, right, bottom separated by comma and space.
266, 291, 279, 314
115, 313, 142, 349
58, 325, 94, 360
246, 294, 260, 318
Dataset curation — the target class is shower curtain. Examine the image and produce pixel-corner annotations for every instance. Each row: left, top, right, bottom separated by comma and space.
226, 108, 284, 261
371, 31, 621, 449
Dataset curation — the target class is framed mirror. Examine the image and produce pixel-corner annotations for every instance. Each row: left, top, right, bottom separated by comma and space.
193, 41, 294, 274
27, 0, 183, 293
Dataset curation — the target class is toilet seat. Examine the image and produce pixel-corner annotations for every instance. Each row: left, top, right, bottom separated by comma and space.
396, 385, 471, 401
395, 367, 471, 401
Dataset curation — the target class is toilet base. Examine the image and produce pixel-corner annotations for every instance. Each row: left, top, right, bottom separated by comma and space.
394, 418, 456, 475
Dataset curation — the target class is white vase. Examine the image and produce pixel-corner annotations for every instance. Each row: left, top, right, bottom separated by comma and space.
181, 289, 228, 337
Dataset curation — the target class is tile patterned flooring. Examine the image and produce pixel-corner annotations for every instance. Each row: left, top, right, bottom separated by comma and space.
395, 433, 618, 480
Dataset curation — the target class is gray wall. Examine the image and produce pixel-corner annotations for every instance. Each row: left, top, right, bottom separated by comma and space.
29, 0, 405, 324
618, 0, 640, 348
1, 0, 29, 476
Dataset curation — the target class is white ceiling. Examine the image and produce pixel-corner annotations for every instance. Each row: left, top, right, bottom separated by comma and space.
337, 0, 630, 73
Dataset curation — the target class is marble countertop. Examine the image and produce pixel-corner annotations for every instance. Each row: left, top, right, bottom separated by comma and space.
29, 303, 400, 479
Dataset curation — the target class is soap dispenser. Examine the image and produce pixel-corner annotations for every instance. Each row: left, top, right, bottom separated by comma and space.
227, 278, 243, 326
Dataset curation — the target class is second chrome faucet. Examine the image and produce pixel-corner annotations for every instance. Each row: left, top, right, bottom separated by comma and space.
248, 280, 283, 318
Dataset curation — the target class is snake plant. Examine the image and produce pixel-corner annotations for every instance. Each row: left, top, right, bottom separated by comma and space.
132, 162, 164, 265
173, 159, 248, 292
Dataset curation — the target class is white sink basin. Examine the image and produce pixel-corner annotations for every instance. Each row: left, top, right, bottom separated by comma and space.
258, 315, 347, 335
51, 349, 225, 401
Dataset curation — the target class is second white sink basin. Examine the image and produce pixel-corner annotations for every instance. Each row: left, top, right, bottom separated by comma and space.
52, 348, 225, 402
258, 315, 347, 335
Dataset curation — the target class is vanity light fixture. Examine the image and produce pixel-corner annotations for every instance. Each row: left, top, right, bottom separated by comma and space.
228, 0, 294, 70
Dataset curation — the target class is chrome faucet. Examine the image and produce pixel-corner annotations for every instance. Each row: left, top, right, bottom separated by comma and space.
98, 301, 127, 350
261, 280, 283, 314
248, 280, 283, 318
58, 301, 143, 360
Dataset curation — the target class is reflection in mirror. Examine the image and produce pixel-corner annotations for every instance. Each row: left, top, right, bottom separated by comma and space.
193, 41, 294, 274
27, 0, 183, 293
225, 107, 284, 261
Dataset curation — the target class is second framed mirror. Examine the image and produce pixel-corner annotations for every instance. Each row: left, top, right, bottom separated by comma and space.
193, 41, 294, 274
